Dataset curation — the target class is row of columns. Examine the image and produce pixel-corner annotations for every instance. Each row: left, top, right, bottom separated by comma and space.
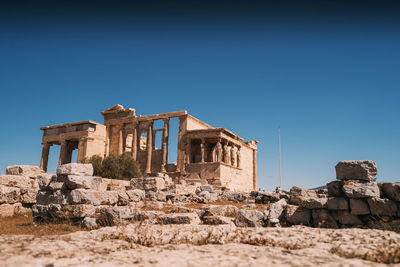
106, 118, 170, 174
40, 139, 85, 172
186, 138, 241, 168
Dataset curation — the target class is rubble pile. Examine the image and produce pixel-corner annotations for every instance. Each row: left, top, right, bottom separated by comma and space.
0, 165, 43, 217
1, 161, 398, 231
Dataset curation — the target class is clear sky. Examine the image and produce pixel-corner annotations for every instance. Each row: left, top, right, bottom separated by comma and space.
0, 0, 399, 190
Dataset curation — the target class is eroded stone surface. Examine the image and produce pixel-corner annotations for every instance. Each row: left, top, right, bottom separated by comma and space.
335, 160, 377, 181
0, 224, 398, 266
285, 205, 311, 225
381, 183, 400, 202
56, 163, 94, 176
130, 177, 166, 192
234, 210, 264, 227
6, 165, 43, 177
349, 199, 370, 215
342, 181, 379, 199
367, 198, 397, 216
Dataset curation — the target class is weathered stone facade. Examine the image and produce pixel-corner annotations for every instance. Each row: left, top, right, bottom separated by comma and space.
40, 105, 258, 191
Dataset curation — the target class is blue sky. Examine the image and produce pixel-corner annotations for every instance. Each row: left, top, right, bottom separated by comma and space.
0, 0, 399, 190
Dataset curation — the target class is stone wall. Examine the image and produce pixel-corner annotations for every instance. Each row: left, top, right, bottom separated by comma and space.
31, 161, 400, 232
0, 165, 43, 217
219, 144, 255, 192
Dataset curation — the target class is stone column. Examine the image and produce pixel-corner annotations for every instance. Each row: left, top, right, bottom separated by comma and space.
118, 124, 124, 155
122, 125, 126, 154
223, 141, 229, 163
176, 116, 187, 173
77, 138, 87, 163
186, 138, 193, 164
58, 141, 67, 165
131, 123, 138, 161
200, 138, 205, 163
216, 139, 222, 163
40, 143, 50, 172
65, 141, 74, 164
230, 146, 236, 166
237, 146, 241, 168
253, 149, 257, 190
152, 130, 156, 150
145, 121, 153, 174
104, 125, 110, 157
161, 118, 169, 172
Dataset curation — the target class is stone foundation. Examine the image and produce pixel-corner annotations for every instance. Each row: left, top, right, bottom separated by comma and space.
30, 161, 400, 231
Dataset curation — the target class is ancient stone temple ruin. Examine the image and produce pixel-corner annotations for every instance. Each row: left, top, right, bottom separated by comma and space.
39, 105, 258, 191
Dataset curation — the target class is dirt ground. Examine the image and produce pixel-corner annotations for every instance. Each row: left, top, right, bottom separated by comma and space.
0, 214, 84, 236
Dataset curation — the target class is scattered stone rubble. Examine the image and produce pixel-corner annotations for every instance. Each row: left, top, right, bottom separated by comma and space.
24, 160, 399, 231
0, 165, 43, 217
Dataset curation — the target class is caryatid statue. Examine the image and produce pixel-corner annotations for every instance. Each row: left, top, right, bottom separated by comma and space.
223, 142, 229, 163
231, 146, 237, 166
236, 146, 241, 168
216, 139, 223, 162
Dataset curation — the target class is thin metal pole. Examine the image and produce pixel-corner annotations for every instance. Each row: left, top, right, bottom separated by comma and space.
278, 126, 282, 189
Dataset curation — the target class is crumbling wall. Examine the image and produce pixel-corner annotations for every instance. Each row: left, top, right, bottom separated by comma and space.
30, 161, 399, 232
0, 165, 43, 217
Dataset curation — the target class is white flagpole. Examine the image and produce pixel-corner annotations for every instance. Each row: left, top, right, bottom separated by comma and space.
278, 126, 282, 189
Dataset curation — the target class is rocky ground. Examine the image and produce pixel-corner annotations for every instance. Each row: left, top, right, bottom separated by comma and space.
0, 219, 399, 266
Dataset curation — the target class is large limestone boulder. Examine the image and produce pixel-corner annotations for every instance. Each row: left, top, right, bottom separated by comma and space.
327, 197, 348, 210
0, 185, 20, 204
56, 163, 94, 176
335, 160, 377, 181
289, 186, 318, 205
67, 189, 118, 206
381, 183, 400, 202
349, 199, 370, 215
342, 181, 380, 198
199, 184, 214, 193
157, 213, 201, 225
265, 198, 287, 224
0, 175, 31, 189
311, 209, 338, 228
255, 191, 280, 204
37, 173, 56, 190
82, 217, 97, 229
32, 204, 62, 220
285, 205, 311, 225
97, 206, 136, 226
130, 177, 165, 192
0, 203, 14, 217
59, 204, 96, 219
234, 210, 264, 227
20, 188, 37, 204
64, 175, 107, 191
326, 181, 344, 197
132, 210, 165, 224
36, 190, 68, 205
175, 184, 197, 195
202, 215, 232, 225
300, 197, 328, 209
367, 197, 397, 216
225, 192, 249, 202
6, 165, 43, 177
332, 210, 363, 226
200, 205, 238, 217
